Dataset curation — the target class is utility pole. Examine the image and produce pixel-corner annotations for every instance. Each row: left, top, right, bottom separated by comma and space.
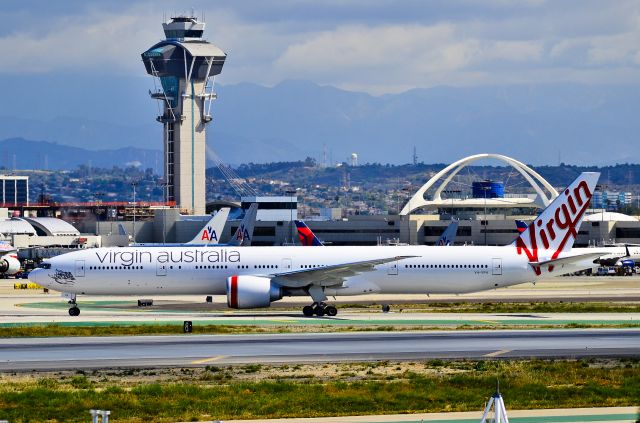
131, 181, 138, 242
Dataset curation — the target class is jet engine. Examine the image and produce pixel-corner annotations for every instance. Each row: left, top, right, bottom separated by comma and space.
226, 275, 282, 309
0, 254, 20, 275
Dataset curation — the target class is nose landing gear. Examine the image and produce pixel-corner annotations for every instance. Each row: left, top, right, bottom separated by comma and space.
302, 302, 337, 317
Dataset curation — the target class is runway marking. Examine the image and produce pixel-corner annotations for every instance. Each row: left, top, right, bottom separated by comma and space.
477, 319, 499, 324
191, 355, 226, 365
484, 349, 511, 357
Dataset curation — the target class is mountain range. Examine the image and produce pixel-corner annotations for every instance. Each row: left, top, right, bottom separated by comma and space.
0, 75, 638, 168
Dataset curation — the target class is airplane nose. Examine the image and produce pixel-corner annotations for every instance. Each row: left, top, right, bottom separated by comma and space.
28, 269, 42, 285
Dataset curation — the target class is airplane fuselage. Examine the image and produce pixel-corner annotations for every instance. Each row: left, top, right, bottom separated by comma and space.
30, 244, 584, 297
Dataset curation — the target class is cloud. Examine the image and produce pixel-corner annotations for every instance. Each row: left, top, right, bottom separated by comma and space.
0, 1, 639, 93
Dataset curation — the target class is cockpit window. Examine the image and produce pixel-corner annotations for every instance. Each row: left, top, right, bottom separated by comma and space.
38, 262, 51, 269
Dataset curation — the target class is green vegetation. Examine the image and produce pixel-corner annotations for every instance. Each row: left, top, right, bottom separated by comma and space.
0, 359, 638, 422
0, 324, 271, 338
345, 301, 640, 313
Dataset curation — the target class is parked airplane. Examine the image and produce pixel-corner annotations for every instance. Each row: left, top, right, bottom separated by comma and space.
227, 204, 258, 247
131, 208, 230, 246
295, 221, 325, 246
0, 242, 20, 277
30, 173, 604, 317
130, 204, 256, 247
295, 219, 459, 247
437, 220, 459, 246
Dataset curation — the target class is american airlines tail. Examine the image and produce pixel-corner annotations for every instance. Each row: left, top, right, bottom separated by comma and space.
186, 208, 230, 245
228, 203, 258, 246
437, 220, 459, 246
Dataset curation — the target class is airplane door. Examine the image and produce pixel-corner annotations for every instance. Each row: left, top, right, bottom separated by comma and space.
281, 258, 292, 271
387, 261, 398, 276
492, 258, 502, 276
156, 263, 167, 276
75, 260, 85, 277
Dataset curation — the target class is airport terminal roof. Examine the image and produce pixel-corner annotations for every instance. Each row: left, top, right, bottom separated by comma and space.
0, 219, 36, 236
584, 212, 639, 222
22, 217, 80, 236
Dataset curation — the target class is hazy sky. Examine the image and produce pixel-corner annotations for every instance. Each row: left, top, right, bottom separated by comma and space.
2, 0, 640, 94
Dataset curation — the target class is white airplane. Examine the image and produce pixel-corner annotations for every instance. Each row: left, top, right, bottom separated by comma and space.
0, 241, 20, 277
30, 173, 604, 317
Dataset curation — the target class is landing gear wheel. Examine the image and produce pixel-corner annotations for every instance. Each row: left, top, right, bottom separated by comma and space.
325, 305, 338, 316
68, 306, 80, 316
313, 306, 325, 317
302, 305, 314, 317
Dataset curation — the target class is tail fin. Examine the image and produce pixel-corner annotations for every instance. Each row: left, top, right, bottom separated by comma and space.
295, 220, 324, 246
512, 172, 599, 274
117, 224, 128, 236
228, 203, 258, 246
515, 220, 528, 234
437, 220, 459, 246
186, 208, 230, 245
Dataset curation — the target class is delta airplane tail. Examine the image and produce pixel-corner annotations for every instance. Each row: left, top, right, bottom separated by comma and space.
515, 220, 528, 234
295, 220, 324, 246
511, 172, 599, 274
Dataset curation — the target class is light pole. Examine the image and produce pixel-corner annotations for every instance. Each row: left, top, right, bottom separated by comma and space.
481, 186, 490, 246
286, 189, 296, 244
131, 181, 138, 242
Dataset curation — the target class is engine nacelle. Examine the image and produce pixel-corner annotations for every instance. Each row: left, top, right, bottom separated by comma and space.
226, 275, 282, 309
0, 254, 20, 275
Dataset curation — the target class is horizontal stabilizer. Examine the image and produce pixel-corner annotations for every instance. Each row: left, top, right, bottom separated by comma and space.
529, 252, 606, 269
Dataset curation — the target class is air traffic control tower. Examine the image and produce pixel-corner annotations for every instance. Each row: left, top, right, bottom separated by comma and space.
141, 15, 226, 215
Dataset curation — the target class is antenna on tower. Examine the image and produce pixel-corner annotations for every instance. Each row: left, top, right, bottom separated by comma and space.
322, 144, 327, 168
413, 146, 418, 166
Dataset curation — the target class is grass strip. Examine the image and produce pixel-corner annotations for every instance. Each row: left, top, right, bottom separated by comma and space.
342, 301, 640, 313
17, 300, 640, 314
0, 359, 638, 423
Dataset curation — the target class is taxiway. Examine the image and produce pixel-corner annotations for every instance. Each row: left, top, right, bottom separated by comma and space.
1, 329, 638, 371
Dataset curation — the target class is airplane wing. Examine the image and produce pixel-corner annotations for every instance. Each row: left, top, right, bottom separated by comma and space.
271, 255, 416, 288
529, 252, 607, 269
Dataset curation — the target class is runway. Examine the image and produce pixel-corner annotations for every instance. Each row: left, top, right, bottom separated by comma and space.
1, 329, 638, 371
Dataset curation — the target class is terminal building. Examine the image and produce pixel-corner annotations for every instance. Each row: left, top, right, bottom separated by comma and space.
0, 175, 28, 207
82, 154, 640, 248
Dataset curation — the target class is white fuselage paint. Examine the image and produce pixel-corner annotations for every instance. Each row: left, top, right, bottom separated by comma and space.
30, 245, 592, 297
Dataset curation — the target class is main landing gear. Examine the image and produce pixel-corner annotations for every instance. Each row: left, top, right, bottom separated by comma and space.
302, 302, 337, 317
67, 294, 80, 316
